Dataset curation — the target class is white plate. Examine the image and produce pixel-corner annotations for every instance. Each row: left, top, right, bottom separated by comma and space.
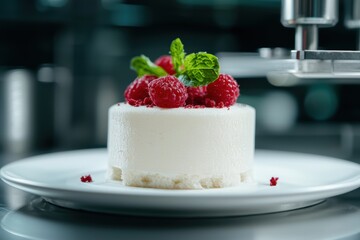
1, 149, 360, 217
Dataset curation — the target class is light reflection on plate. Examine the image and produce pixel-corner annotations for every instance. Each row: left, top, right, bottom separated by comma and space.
1, 198, 360, 240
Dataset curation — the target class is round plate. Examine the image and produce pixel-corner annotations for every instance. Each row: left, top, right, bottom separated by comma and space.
1, 149, 360, 217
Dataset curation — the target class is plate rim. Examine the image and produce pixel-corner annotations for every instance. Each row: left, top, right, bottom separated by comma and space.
2, 149, 360, 216
1, 148, 360, 199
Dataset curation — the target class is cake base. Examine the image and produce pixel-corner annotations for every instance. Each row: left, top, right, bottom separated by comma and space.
109, 166, 253, 189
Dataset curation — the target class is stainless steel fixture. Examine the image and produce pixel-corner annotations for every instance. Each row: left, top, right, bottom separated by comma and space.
281, 0, 338, 50
219, 0, 360, 86
275, 0, 360, 84
345, 0, 360, 49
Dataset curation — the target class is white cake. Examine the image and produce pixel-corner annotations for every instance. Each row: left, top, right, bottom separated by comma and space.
107, 103, 256, 189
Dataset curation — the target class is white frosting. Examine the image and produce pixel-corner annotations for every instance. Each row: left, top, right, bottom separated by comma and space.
107, 103, 256, 189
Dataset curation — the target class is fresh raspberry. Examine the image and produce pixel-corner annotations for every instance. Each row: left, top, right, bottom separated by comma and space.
148, 76, 188, 108
80, 174, 93, 183
186, 86, 207, 105
270, 177, 279, 186
155, 55, 176, 75
206, 74, 239, 107
124, 75, 157, 106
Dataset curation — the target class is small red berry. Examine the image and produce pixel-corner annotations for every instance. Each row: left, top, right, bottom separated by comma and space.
186, 86, 207, 105
81, 174, 93, 183
206, 74, 239, 107
270, 177, 279, 186
124, 75, 157, 106
148, 76, 188, 108
155, 55, 176, 75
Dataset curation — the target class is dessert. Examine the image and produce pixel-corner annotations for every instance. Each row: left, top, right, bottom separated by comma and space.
107, 38, 255, 189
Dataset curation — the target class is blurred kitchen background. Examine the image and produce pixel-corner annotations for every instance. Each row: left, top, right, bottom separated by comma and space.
1, 0, 360, 165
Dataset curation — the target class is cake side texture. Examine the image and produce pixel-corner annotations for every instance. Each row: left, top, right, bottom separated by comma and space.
107, 103, 255, 189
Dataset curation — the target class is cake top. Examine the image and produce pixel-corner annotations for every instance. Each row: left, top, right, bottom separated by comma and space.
125, 38, 239, 109
112, 103, 253, 115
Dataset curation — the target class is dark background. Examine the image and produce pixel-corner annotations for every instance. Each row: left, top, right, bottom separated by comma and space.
1, 0, 360, 164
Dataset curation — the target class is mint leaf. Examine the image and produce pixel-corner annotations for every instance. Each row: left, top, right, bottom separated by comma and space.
130, 55, 168, 77
170, 38, 185, 74
179, 52, 220, 87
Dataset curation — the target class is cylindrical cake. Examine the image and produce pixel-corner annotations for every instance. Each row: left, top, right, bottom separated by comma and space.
107, 103, 255, 189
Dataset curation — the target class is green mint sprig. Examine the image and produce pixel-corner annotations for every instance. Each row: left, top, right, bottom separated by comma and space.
170, 38, 219, 87
179, 52, 220, 87
170, 38, 185, 74
130, 55, 168, 77
130, 38, 220, 86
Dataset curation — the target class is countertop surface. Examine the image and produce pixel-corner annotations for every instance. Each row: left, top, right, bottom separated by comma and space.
0, 152, 359, 240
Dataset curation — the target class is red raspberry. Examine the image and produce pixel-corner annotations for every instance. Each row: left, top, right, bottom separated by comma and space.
186, 86, 207, 105
155, 55, 176, 75
124, 75, 157, 106
206, 74, 239, 107
270, 177, 279, 186
148, 76, 188, 108
80, 174, 93, 183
